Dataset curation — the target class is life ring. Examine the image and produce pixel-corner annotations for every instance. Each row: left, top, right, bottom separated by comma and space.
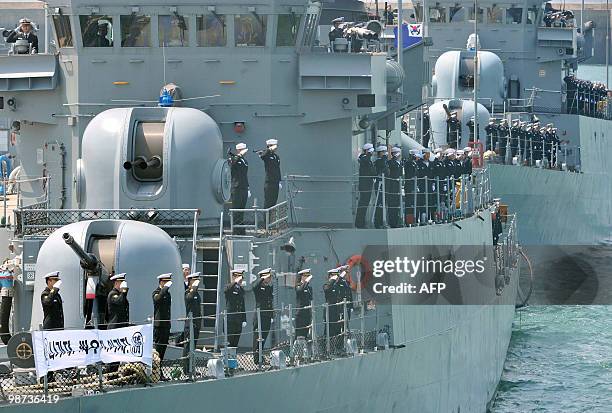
345, 255, 372, 291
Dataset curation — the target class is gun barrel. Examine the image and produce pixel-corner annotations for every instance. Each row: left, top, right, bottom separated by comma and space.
62, 233, 99, 271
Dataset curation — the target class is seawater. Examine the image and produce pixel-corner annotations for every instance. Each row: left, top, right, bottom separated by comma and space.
491, 306, 612, 412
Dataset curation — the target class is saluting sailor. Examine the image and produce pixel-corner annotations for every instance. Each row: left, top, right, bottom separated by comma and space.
107, 273, 129, 329
224, 269, 246, 347
41, 271, 64, 330
295, 269, 313, 339
152, 273, 173, 361
182, 272, 202, 373
258, 139, 281, 208
229, 143, 249, 235
252, 268, 274, 364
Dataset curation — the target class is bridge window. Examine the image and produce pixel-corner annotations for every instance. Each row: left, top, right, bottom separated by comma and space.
80, 15, 113, 47
52, 15, 73, 47
429, 6, 446, 23
159, 15, 188, 46
469, 6, 484, 23
197, 15, 226, 46
121, 15, 151, 47
506, 7, 522, 24
234, 15, 267, 47
449, 6, 466, 22
526, 6, 539, 24
487, 6, 503, 24
276, 14, 301, 46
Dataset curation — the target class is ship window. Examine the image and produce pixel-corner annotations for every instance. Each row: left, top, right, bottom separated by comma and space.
159, 15, 188, 46
234, 15, 267, 47
506, 7, 523, 24
449, 6, 466, 23
526, 7, 539, 24
80, 15, 113, 47
120, 15, 151, 47
459, 57, 475, 89
52, 15, 73, 48
487, 6, 503, 24
197, 15, 226, 46
276, 14, 301, 46
428, 6, 446, 23
469, 6, 484, 23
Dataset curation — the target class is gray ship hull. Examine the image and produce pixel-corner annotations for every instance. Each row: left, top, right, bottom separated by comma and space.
489, 115, 612, 246
3, 213, 519, 413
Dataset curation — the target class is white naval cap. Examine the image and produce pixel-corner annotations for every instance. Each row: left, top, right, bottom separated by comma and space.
463, 147, 472, 152
257, 267, 272, 277
363, 143, 374, 151
235, 143, 247, 151
456, 150, 465, 156
414, 151, 424, 159
110, 273, 126, 281
186, 272, 201, 279
391, 147, 401, 155
445, 148, 456, 155
182, 263, 190, 270
433, 148, 442, 154
409, 149, 419, 155
231, 268, 245, 276
157, 273, 172, 280
332, 17, 345, 24
327, 267, 340, 274
44, 271, 60, 280
375, 145, 387, 152
266, 139, 278, 146
422, 148, 431, 153
297, 268, 311, 276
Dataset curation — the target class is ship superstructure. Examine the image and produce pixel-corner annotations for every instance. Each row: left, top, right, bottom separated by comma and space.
0, 1, 520, 412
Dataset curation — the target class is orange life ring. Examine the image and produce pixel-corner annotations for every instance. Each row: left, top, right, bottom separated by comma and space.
345, 254, 372, 291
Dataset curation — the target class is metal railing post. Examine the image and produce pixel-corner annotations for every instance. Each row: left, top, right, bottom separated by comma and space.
412, 176, 417, 225
424, 176, 429, 223
399, 176, 404, 225
254, 206, 259, 233
325, 303, 330, 356
2, 177, 6, 227
189, 313, 194, 380
381, 176, 387, 227
436, 176, 440, 223
223, 311, 228, 367
288, 304, 294, 359
360, 300, 365, 352
257, 308, 263, 367
97, 362, 104, 392
310, 301, 317, 359
343, 299, 348, 351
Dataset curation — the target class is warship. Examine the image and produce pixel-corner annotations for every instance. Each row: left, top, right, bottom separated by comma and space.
0, 1, 521, 412
414, 0, 611, 246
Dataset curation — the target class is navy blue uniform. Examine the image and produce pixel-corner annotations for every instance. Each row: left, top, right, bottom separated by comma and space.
355, 153, 375, 228
224, 282, 246, 347
260, 150, 281, 208
229, 153, 249, 235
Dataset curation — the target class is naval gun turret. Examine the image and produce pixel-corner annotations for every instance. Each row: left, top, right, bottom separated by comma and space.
431, 34, 506, 108
30, 220, 185, 331
76, 107, 229, 227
